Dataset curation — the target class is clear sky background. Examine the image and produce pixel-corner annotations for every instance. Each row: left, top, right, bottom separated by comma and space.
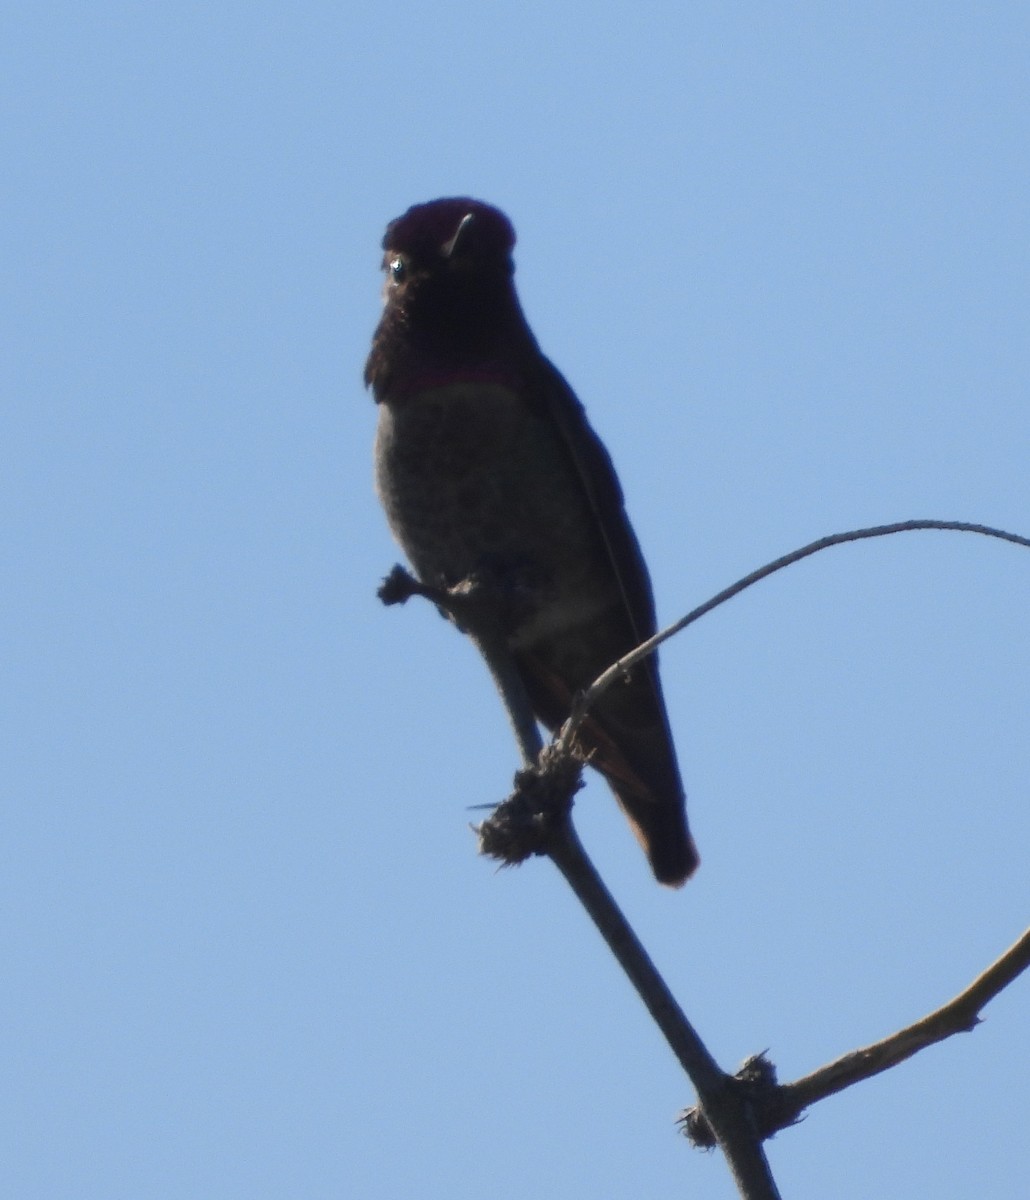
4, 4, 1028, 1198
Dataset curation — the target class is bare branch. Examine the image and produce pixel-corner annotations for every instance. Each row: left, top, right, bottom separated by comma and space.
780, 923, 1030, 1115
380, 519, 1030, 1196
559, 519, 1030, 753
477, 762, 782, 1200
682, 924, 1030, 1145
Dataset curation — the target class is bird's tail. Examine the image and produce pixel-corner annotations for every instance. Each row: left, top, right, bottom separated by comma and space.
581, 707, 699, 887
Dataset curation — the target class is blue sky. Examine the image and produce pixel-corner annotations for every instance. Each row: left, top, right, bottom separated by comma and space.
3, 4, 1028, 1197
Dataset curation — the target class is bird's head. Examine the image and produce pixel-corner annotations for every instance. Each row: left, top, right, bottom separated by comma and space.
365, 198, 531, 395
378, 198, 517, 312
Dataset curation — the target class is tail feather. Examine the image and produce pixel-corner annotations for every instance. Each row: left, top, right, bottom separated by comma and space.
578, 709, 699, 887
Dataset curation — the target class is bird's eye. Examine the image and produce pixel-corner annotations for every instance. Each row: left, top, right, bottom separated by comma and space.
389, 257, 406, 283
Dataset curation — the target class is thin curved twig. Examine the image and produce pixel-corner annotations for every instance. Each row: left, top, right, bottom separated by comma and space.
558, 520, 1030, 753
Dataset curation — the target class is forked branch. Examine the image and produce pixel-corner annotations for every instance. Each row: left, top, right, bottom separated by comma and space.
380, 517, 1029, 1200
681, 925, 1030, 1146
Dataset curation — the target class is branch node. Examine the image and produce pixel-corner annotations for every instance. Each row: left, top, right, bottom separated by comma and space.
475, 746, 585, 867
679, 1053, 802, 1149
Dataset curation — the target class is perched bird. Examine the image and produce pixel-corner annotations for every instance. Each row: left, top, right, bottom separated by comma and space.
365, 198, 698, 885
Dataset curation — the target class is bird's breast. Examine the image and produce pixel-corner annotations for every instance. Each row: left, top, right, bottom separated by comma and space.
374, 381, 617, 640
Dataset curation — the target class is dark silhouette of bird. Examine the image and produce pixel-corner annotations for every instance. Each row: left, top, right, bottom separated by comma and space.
365, 198, 698, 885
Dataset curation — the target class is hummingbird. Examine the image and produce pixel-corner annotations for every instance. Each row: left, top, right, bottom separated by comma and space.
365, 198, 698, 885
